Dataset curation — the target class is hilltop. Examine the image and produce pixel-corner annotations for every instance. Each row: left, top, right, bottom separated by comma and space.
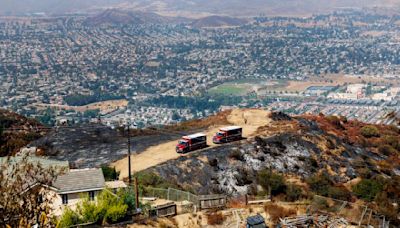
83, 9, 174, 26
191, 16, 248, 28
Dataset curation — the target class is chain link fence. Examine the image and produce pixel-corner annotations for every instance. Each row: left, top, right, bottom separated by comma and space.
141, 187, 198, 204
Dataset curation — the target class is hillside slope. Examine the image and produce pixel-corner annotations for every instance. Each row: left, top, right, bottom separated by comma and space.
0, 109, 45, 156
131, 110, 400, 225
143, 112, 399, 194
191, 16, 248, 28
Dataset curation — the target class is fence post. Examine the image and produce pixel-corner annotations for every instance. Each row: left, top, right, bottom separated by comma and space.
358, 206, 368, 226
167, 188, 170, 200
187, 192, 190, 201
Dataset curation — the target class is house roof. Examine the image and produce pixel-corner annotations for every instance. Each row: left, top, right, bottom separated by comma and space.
53, 168, 105, 194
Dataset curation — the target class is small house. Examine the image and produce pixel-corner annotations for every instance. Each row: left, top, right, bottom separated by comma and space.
51, 168, 105, 215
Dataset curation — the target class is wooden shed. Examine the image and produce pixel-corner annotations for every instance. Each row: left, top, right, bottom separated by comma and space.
149, 202, 177, 218
197, 194, 226, 210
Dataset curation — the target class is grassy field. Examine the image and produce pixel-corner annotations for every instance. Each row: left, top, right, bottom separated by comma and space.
208, 83, 250, 96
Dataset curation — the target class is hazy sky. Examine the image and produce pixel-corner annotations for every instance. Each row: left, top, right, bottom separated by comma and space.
0, 0, 398, 16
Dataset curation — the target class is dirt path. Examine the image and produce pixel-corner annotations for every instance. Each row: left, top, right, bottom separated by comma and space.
113, 109, 271, 180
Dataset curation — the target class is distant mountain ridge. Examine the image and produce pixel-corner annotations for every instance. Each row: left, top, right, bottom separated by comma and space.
1, 0, 399, 16
84, 9, 172, 26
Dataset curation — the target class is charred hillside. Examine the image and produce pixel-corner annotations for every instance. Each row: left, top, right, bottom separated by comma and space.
0, 109, 45, 156
148, 114, 399, 194
142, 111, 400, 223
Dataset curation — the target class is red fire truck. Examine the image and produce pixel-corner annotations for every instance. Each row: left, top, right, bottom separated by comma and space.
176, 133, 207, 153
212, 126, 242, 144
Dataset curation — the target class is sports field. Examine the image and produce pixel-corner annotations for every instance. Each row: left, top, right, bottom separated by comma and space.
208, 83, 250, 96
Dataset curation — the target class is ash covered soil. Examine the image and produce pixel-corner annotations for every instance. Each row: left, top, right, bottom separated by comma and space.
146, 112, 400, 195
30, 124, 182, 168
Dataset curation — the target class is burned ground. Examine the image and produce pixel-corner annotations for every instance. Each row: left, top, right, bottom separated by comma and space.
30, 124, 182, 168
146, 114, 398, 196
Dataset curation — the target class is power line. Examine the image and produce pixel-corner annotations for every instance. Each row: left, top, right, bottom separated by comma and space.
3, 121, 188, 137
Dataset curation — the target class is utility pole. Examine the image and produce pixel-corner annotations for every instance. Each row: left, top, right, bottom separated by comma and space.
126, 121, 139, 210
127, 124, 132, 185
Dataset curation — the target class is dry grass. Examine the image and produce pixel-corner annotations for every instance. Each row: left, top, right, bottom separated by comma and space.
264, 203, 296, 223
206, 212, 225, 225
165, 110, 231, 131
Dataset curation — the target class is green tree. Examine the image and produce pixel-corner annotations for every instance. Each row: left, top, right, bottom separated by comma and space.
101, 166, 119, 181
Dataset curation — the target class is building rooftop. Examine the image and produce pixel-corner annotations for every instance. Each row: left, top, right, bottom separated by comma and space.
53, 168, 105, 194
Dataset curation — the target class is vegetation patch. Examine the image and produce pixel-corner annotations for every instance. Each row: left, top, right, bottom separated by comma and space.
208, 83, 249, 96
58, 190, 131, 226
0, 109, 45, 156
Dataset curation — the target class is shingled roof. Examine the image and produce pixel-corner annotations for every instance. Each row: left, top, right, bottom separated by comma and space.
53, 168, 105, 194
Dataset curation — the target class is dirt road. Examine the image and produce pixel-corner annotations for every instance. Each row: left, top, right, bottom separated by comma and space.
113, 109, 271, 179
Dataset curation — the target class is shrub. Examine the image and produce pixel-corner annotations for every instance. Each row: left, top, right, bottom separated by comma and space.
383, 135, 400, 151
378, 145, 396, 156
207, 212, 225, 225
136, 171, 177, 189
59, 190, 129, 226
209, 158, 218, 167
327, 186, 352, 201
313, 197, 329, 210
352, 179, 383, 202
375, 192, 400, 226
306, 173, 332, 196
356, 167, 372, 179
264, 203, 296, 223
103, 204, 128, 224
77, 198, 101, 223
360, 125, 380, 138
257, 169, 286, 196
57, 208, 81, 227
229, 150, 244, 161
285, 184, 303, 202
101, 166, 119, 181
309, 157, 319, 169
326, 116, 344, 129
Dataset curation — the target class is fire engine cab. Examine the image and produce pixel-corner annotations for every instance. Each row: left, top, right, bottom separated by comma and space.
212, 126, 242, 144
176, 133, 207, 153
